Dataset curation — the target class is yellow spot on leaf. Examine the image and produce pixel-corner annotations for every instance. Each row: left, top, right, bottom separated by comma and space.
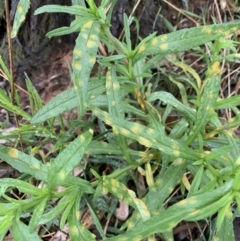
111, 186, 117, 193
160, 34, 167, 42
89, 57, 96, 64
106, 81, 111, 89
189, 209, 199, 216
76, 211, 81, 220
70, 226, 78, 234
80, 135, 86, 141
131, 124, 142, 134
17, 6, 23, 13
8, 148, 18, 158
83, 21, 94, 29
203, 27, 212, 34
135, 212, 141, 219
226, 208, 232, 218
138, 137, 152, 147
119, 128, 130, 136
174, 158, 183, 166
151, 38, 158, 46
128, 221, 135, 228
113, 82, 119, 89
224, 31, 230, 37
156, 179, 162, 186
30, 164, 40, 170
188, 196, 197, 204
160, 43, 168, 50
74, 61, 82, 71
168, 187, 174, 193
152, 210, 159, 216
133, 235, 143, 241
90, 34, 98, 40
101, 187, 108, 195
177, 199, 187, 207
173, 150, 180, 156
171, 145, 179, 150
59, 170, 66, 180
111, 100, 116, 106
211, 61, 221, 75
147, 128, 155, 135
74, 49, 82, 57
20, 16, 25, 23
81, 33, 88, 39
138, 45, 146, 53
87, 40, 97, 48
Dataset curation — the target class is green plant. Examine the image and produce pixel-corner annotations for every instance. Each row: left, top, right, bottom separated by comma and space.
0, 0, 240, 240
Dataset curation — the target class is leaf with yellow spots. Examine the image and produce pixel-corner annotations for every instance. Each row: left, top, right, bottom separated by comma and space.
106, 181, 232, 241
72, 20, 100, 117
124, 159, 186, 230
29, 196, 49, 233
185, 61, 221, 146
31, 78, 105, 124
47, 129, 93, 188
11, 0, 30, 38
106, 67, 134, 164
0, 144, 48, 181
68, 194, 96, 241
90, 106, 202, 160
102, 176, 150, 222
133, 20, 240, 63
12, 218, 42, 241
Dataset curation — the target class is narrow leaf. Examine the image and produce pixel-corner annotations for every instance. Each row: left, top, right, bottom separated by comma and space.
11, 0, 30, 38
48, 129, 93, 188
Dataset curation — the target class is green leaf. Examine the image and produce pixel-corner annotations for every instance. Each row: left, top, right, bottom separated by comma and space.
0, 214, 14, 241
187, 165, 204, 197
102, 177, 150, 222
90, 106, 202, 160
38, 195, 70, 225
148, 91, 195, 122
0, 178, 43, 196
48, 129, 93, 188
68, 194, 96, 241
0, 56, 11, 82
72, 20, 100, 117
0, 145, 48, 181
12, 218, 42, 241
84, 195, 106, 239
25, 74, 42, 114
106, 67, 133, 164
133, 20, 240, 62
185, 191, 233, 222
0, 88, 31, 120
214, 207, 234, 241
34, 5, 89, 16
104, 181, 233, 241
11, 0, 30, 38
185, 61, 222, 145
31, 78, 105, 124
46, 17, 94, 37
125, 158, 187, 229
60, 189, 79, 230
29, 196, 49, 233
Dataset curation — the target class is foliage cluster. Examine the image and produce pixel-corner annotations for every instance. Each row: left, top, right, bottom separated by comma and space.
0, 0, 240, 240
